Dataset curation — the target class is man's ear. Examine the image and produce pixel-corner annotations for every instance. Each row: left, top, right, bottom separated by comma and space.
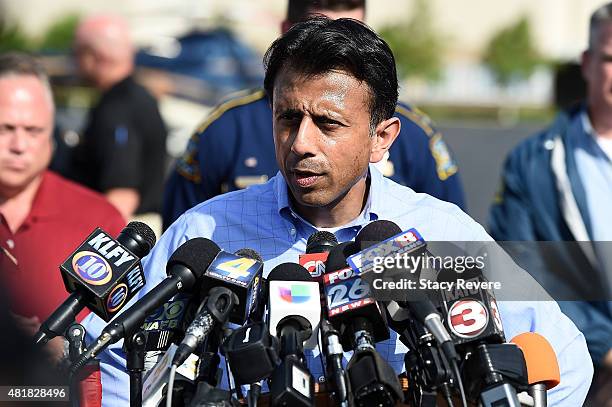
370, 117, 400, 163
281, 20, 292, 34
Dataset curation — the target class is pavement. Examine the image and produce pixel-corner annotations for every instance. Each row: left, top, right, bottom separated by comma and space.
439, 121, 546, 229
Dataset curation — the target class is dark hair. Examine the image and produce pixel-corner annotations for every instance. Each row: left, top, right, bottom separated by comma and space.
287, 0, 366, 24
263, 16, 398, 131
589, 2, 612, 50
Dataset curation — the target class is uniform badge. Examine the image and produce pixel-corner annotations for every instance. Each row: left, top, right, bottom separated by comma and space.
176, 137, 201, 183
244, 157, 258, 168
430, 133, 458, 181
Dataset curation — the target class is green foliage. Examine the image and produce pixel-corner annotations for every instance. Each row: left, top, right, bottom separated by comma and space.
39, 14, 80, 51
0, 13, 80, 53
0, 21, 33, 52
483, 16, 542, 86
379, 0, 444, 82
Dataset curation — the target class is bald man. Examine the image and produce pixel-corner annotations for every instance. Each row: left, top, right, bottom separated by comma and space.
72, 15, 167, 234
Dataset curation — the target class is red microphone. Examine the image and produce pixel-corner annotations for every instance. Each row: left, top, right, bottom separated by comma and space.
511, 332, 560, 407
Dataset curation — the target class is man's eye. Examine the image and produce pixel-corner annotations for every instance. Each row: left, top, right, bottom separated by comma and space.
27, 128, 44, 137
279, 114, 300, 123
318, 119, 341, 129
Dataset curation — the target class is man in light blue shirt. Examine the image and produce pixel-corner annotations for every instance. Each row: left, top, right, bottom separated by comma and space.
82, 17, 593, 406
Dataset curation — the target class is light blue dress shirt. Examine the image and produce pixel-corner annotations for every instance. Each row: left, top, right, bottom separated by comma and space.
82, 165, 593, 406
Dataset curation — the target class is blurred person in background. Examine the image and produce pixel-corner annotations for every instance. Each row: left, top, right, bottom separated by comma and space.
0, 52, 125, 362
489, 3, 612, 405
162, 0, 465, 230
72, 14, 167, 236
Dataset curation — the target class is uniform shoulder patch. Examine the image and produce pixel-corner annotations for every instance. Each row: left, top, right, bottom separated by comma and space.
396, 103, 459, 181
430, 132, 458, 181
176, 89, 267, 183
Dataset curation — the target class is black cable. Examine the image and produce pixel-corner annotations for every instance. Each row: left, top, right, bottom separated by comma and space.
451, 359, 468, 407
441, 383, 455, 407
247, 383, 261, 407
316, 335, 328, 387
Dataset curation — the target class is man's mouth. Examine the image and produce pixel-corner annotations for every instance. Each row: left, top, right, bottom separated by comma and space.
292, 169, 323, 188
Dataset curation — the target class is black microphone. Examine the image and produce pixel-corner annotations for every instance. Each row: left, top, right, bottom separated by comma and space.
181, 248, 265, 407
34, 221, 156, 345
303, 232, 350, 406
353, 220, 459, 362
323, 242, 402, 407
172, 247, 264, 368
306, 231, 338, 254
267, 263, 321, 407
436, 257, 528, 406
70, 238, 221, 374
323, 242, 390, 348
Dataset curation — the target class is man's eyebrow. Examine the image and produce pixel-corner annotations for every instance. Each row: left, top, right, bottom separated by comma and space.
311, 113, 348, 126
275, 107, 302, 117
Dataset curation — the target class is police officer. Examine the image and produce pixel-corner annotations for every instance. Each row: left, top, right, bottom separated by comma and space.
73, 15, 167, 235
163, 0, 465, 229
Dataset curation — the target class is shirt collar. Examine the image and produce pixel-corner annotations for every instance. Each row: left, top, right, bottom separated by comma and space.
273, 164, 384, 223
580, 109, 596, 138
27, 171, 62, 221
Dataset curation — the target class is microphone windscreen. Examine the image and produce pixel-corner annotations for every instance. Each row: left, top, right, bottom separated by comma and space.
325, 242, 357, 273
306, 231, 338, 253
234, 248, 263, 262
118, 221, 157, 258
268, 263, 312, 281
511, 332, 560, 389
167, 238, 221, 278
355, 220, 402, 249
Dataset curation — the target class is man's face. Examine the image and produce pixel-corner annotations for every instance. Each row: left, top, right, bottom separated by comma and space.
272, 69, 375, 217
583, 22, 612, 112
0, 75, 53, 196
75, 45, 97, 82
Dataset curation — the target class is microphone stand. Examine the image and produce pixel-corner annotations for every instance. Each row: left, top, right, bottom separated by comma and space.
67, 323, 103, 407
123, 330, 147, 407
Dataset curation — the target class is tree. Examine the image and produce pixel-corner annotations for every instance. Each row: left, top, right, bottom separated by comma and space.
379, 0, 444, 82
0, 20, 32, 53
39, 14, 80, 52
483, 16, 542, 87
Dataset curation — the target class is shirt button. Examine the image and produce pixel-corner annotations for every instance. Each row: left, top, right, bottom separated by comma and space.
290, 228, 296, 236
6, 239, 14, 249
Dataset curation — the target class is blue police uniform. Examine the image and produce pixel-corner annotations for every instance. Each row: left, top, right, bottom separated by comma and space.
163, 89, 465, 229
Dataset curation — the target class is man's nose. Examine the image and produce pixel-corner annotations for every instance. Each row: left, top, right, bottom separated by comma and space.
291, 116, 317, 157
8, 129, 28, 154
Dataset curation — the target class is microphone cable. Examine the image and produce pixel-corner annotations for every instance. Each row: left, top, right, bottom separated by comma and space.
165, 364, 178, 407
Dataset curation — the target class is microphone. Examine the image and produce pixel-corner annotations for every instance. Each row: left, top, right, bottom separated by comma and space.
352, 220, 459, 362
511, 333, 560, 407
323, 242, 402, 407
70, 238, 221, 373
173, 247, 264, 367
222, 321, 280, 385
300, 231, 338, 280
175, 248, 264, 407
324, 242, 389, 348
306, 231, 338, 254
34, 221, 156, 345
267, 263, 321, 407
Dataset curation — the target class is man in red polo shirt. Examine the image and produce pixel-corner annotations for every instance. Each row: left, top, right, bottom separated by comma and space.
0, 53, 125, 359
